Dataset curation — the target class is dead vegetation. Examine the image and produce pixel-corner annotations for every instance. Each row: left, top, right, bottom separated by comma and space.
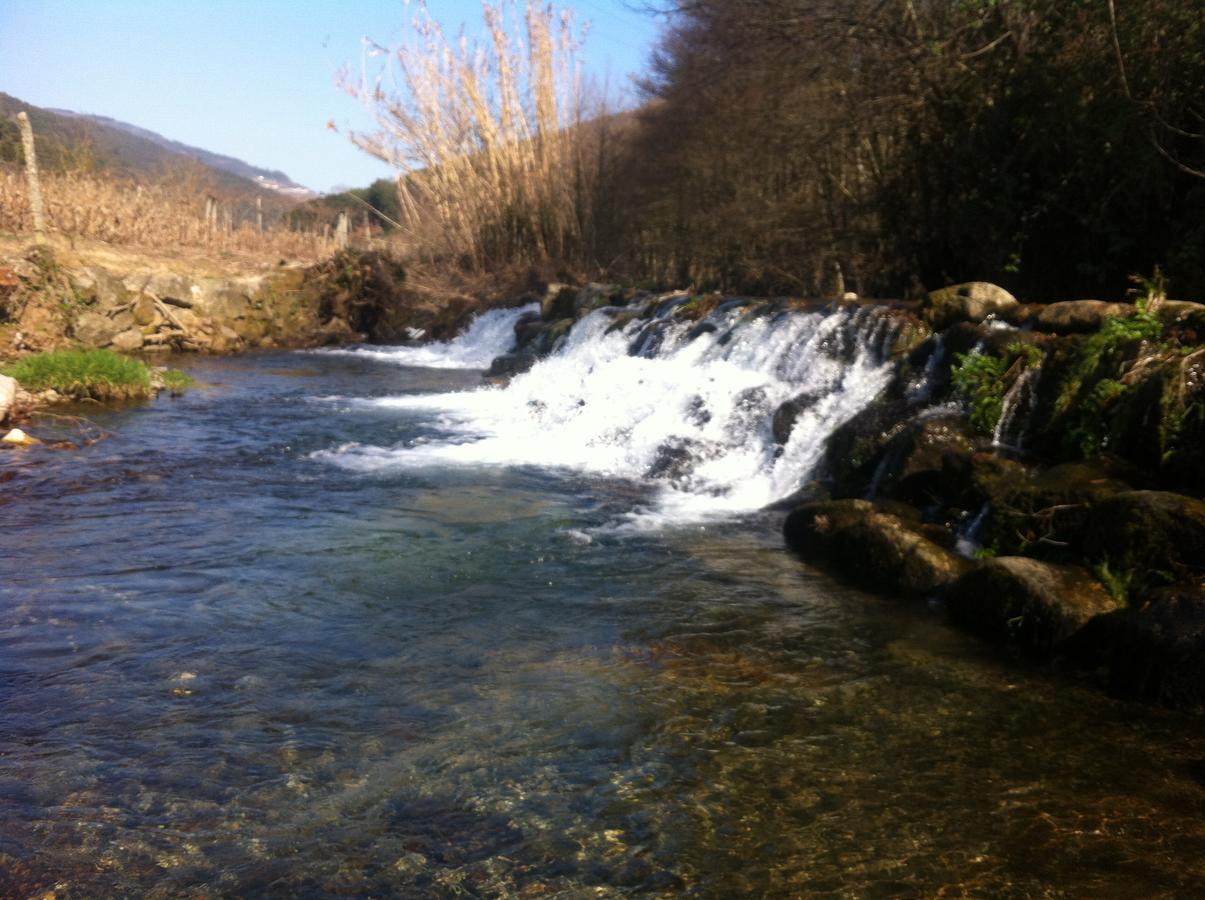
0, 167, 336, 261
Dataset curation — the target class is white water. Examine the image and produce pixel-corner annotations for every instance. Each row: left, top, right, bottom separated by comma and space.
992, 367, 1040, 450
312, 303, 538, 369
314, 303, 905, 524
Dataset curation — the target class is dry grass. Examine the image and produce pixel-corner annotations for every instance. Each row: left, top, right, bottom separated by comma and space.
0, 168, 336, 261
343, 0, 611, 271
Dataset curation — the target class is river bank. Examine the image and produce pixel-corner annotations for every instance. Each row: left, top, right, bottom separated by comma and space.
4, 244, 1204, 711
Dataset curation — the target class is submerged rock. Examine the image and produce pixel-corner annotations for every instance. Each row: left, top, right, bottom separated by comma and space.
945, 557, 1119, 654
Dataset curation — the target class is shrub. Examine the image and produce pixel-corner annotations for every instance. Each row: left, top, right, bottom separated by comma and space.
951, 351, 1008, 435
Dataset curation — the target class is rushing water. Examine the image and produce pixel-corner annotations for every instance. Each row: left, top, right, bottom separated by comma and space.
2, 307, 1204, 897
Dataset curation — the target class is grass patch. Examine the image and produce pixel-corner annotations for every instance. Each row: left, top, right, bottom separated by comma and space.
3, 349, 151, 400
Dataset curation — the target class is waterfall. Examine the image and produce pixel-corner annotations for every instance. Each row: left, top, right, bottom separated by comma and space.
955, 503, 991, 558
992, 367, 1040, 451
313, 302, 900, 524
312, 303, 539, 369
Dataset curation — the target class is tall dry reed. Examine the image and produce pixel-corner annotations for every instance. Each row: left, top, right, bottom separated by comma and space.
343, 0, 609, 271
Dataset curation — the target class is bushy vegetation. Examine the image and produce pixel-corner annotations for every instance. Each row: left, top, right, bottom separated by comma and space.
616, 0, 1205, 298
2, 349, 192, 401
347, 1, 1204, 298
951, 351, 1008, 435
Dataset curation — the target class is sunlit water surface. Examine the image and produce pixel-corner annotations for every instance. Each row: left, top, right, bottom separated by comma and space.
2, 351, 1203, 898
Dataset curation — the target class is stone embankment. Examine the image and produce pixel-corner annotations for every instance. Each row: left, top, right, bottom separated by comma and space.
485, 278, 1205, 709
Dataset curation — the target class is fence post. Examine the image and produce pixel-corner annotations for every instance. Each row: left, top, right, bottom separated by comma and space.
16, 112, 46, 244
256, 196, 263, 233
335, 211, 349, 249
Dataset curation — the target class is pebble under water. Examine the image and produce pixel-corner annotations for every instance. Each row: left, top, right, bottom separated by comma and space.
2, 342, 1205, 897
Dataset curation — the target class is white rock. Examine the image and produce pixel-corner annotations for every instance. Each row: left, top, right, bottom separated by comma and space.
2, 427, 39, 446
0, 374, 15, 422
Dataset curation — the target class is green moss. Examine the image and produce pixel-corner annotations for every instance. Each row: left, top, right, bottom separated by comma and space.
1055, 302, 1165, 417
160, 369, 195, 391
1093, 560, 1133, 607
3, 349, 152, 400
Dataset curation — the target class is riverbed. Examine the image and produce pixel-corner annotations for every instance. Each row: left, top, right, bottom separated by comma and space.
2, 340, 1203, 897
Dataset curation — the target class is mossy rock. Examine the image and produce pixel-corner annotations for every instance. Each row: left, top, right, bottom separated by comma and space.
1032, 300, 1132, 335
923, 282, 1018, 330
1081, 491, 1205, 591
820, 397, 908, 496
946, 557, 1119, 654
541, 285, 578, 322
970, 460, 1131, 561
784, 499, 969, 597
1068, 584, 1205, 709
879, 415, 976, 506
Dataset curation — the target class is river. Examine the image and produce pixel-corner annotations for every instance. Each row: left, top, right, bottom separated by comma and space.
1, 306, 1203, 896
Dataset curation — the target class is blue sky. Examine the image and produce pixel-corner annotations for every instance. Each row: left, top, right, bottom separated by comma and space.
0, 0, 663, 193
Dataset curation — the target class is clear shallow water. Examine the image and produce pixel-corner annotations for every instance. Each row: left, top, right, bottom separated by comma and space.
1, 351, 1204, 898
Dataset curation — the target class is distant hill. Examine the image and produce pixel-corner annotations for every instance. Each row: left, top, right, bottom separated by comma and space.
51, 110, 314, 198
0, 92, 311, 203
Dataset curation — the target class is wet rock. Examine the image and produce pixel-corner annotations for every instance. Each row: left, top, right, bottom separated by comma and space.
820, 398, 910, 497
647, 437, 720, 482
880, 415, 976, 506
0, 374, 15, 422
923, 282, 1018, 330
772, 393, 821, 445
784, 499, 969, 597
110, 328, 145, 352
946, 557, 1119, 653
1033, 300, 1132, 335
2, 427, 40, 446
1070, 584, 1205, 708
1081, 491, 1205, 591
575, 282, 624, 315
486, 351, 537, 378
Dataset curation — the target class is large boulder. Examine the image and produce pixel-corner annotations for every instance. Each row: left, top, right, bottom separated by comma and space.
923, 282, 1018, 329
1069, 585, 1205, 708
784, 499, 969, 597
1080, 491, 1205, 593
946, 557, 1119, 654
72, 310, 120, 347
1156, 300, 1205, 343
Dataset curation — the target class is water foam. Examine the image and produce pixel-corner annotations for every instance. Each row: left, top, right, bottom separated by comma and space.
313, 301, 907, 524
313, 303, 538, 369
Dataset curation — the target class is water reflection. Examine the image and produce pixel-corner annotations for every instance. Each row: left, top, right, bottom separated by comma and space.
0, 352, 1202, 897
